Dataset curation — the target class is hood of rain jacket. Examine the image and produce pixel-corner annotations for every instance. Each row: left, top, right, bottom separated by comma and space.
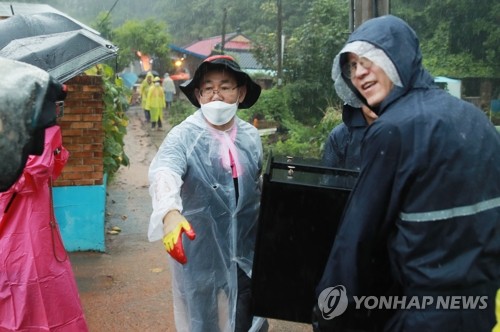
333, 15, 435, 114
323, 105, 367, 171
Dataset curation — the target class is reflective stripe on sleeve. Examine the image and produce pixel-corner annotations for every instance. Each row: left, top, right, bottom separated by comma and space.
399, 196, 500, 222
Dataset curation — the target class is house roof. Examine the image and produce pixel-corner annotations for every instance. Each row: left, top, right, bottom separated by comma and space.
170, 32, 264, 70
228, 51, 262, 70
182, 33, 252, 58
169, 43, 206, 59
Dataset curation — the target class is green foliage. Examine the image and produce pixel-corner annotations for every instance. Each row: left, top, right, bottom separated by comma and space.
252, 0, 348, 129
254, 0, 349, 86
242, 87, 293, 123
252, 0, 316, 73
90, 11, 114, 41
319, 104, 344, 133
252, 32, 277, 74
241, 80, 340, 129
31, 0, 500, 81
418, 20, 495, 78
31, 0, 498, 165
491, 113, 500, 126
112, 19, 171, 72
98, 65, 130, 178
283, 0, 349, 83
152, 0, 227, 45
154, 0, 309, 46
168, 100, 197, 128
392, 0, 499, 77
283, 81, 335, 125
243, 86, 343, 161
266, 102, 343, 160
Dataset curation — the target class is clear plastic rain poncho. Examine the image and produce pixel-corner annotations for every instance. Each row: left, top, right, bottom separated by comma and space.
148, 110, 264, 332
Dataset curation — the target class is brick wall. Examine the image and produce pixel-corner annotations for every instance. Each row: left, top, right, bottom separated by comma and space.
54, 75, 105, 187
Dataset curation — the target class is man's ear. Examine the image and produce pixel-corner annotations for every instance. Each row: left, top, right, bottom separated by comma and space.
238, 85, 247, 104
195, 88, 201, 104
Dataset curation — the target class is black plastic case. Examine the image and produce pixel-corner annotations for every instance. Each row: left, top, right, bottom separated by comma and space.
251, 154, 358, 323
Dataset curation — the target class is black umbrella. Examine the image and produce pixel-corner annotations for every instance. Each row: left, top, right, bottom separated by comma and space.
0, 29, 118, 83
0, 12, 99, 49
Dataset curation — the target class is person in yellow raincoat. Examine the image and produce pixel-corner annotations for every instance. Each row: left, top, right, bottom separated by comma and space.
140, 72, 154, 122
146, 76, 166, 130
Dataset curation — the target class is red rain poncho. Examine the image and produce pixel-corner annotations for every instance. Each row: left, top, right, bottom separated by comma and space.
0, 126, 88, 331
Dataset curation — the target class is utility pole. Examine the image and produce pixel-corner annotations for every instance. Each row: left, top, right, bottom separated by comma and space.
351, 0, 390, 31
221, 7, 227, 54
276, 0, 283, 86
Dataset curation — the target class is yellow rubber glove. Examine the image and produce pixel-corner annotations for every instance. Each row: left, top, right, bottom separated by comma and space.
162, 210, 196, 264
493, 289, 500, 332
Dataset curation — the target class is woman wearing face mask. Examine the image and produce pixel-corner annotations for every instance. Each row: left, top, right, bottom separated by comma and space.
148, 55, 267, 332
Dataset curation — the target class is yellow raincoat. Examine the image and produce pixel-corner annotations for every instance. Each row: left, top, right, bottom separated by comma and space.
140, 72, 154, 110
146, 77, 165, 124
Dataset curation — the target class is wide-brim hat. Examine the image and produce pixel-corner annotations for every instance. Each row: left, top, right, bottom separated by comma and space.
180, 55, 261, 109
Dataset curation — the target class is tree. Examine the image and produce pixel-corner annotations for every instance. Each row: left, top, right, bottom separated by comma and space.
22, 0, 499, 81
253, 0, 349, 124
392, 0, 499, 78
90, 12, 114, 41
154, 0, 224, 45
112, 19, 171, 72
284, 0, 348, 83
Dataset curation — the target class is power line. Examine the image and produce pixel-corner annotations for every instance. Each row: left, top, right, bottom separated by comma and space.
99, 0, 120, 28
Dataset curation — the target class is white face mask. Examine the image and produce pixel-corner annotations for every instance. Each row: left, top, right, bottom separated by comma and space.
154, 82, 160, 86
200, 100, 238, 126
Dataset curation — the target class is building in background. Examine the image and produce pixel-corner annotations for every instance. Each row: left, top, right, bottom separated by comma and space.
169, 30, 273, 90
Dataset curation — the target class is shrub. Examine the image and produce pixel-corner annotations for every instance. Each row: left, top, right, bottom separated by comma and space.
98, 65, 130, 179
168, 99, 196, 127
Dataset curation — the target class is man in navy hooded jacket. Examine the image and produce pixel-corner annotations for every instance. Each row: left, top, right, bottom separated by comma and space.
323, 104, 377, 171
315, 15, 500, 332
